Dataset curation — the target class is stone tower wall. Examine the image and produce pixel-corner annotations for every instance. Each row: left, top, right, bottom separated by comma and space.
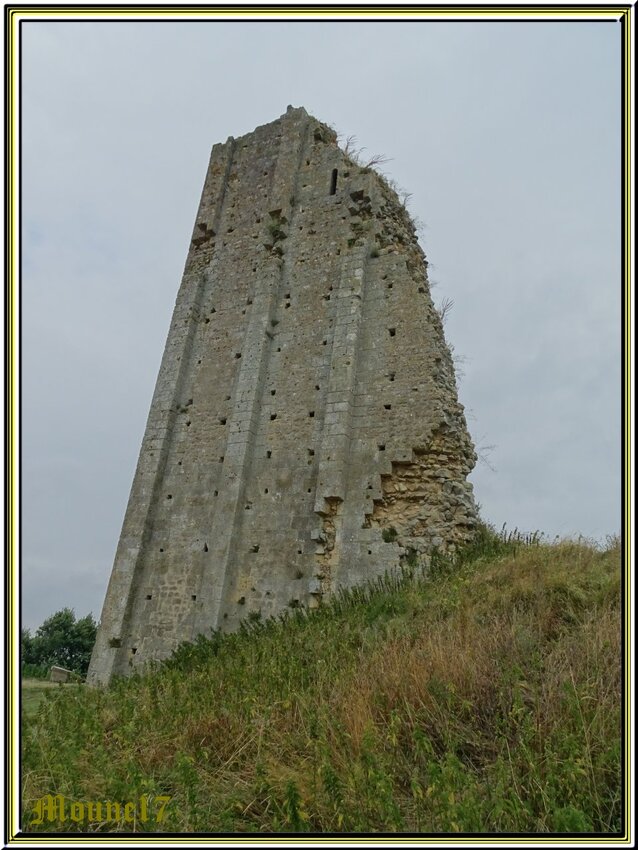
88, 107, 478, 685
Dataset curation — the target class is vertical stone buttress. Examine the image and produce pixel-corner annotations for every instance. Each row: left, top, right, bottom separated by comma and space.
88, 107, 478, 685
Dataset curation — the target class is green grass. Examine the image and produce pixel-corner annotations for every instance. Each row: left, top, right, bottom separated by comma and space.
22, 528, 622, 834
21, 679, 81, 718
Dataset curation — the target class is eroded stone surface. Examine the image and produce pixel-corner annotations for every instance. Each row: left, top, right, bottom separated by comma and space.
88, 107, 478, 685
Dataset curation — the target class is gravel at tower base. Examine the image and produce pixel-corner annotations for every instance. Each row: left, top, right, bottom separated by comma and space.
88, 107, 478, 685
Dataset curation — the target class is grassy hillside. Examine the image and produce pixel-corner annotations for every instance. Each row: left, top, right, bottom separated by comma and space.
22, 528, 622, 834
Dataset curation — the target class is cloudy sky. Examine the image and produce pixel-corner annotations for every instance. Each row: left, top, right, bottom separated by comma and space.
20, 16, 622, 630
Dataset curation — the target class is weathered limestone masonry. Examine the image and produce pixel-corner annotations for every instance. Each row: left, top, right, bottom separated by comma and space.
88, 107, 478, 685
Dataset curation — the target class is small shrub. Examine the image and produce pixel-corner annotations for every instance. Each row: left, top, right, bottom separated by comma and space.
21, 663, 49, 679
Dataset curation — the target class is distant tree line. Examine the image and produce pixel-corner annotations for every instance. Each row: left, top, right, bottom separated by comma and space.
21, 608, 97, 678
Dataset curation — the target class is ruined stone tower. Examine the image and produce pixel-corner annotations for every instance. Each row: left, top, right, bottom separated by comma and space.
88, 107, 478, 685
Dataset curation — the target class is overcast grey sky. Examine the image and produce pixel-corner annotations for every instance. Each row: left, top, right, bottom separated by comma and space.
21, 19, 621, 630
